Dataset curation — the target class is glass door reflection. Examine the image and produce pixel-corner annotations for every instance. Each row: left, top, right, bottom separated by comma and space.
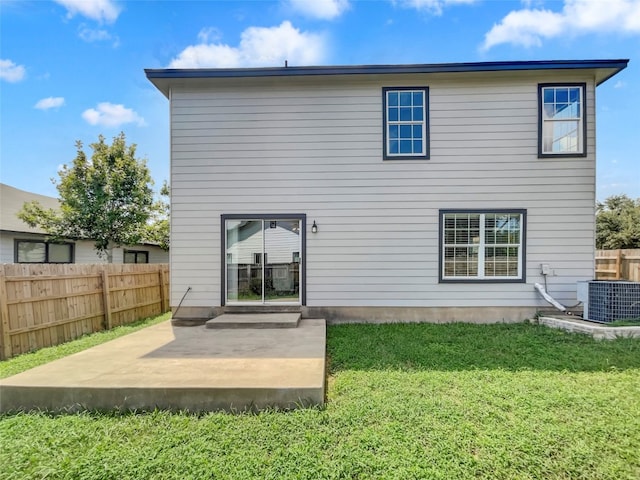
225, 219, 300, 304
264, 220, 300, 303
226, 220, 263, 303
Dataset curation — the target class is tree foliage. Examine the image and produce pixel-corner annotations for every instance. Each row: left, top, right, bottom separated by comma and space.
19, 133, 155, 261
144, 180, 170, 251
596, 194, 640, 249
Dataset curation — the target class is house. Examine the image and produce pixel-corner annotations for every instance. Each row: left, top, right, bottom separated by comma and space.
0, 183, 169, 264
145, 59, 628, 323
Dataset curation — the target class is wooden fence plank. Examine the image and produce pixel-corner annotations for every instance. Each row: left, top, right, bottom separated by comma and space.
6, 289, 104, 305
8, 312, 106, 335
3, 274, 101, 282
102, 269, 113, 330
159, 269, 167, 313
0, 270, 12, 360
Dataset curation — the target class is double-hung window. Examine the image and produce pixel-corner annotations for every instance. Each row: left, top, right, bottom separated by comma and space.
383, 87, 429, 159
440, 210, 526, 282
539, 84, 586, 157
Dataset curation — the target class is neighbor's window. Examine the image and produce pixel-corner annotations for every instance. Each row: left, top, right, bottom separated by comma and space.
440, 210, 526, 282
383, 87, 429, 159
16, 240, 73, 263
253, 253, 268, 265
539, 84, 586, 156
124, 250, 149, 264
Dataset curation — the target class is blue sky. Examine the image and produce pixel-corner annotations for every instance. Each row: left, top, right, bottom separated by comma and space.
1, 0, 639, 200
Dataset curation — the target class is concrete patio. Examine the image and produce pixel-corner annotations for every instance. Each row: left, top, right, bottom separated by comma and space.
0, 317, 326, 413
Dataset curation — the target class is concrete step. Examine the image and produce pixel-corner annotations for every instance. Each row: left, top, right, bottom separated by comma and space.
223, 305, 302, 314
206, 313, 301, 329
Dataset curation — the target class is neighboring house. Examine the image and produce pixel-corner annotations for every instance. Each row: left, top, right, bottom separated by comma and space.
0, 183, 169, 264
146, 59, 628, 323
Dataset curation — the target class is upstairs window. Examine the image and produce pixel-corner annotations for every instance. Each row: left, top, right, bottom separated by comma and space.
539, 84, 586, 157
383, 87, 429, 160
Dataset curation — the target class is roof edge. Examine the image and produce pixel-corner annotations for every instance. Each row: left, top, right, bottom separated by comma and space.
145, 59, 629, 82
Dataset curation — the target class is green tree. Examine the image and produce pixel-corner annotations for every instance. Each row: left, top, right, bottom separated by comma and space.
595, 194, 640, 249
144, 180, 170, 251
19, 133, 155, 262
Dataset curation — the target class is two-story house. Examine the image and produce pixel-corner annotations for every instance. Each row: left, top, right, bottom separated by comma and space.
146, 59, 628, 323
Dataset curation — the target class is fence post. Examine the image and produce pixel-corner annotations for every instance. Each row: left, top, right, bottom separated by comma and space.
615, 249, 622, 280
159, 268, 167, 313
0, 272, 12, 360
101, 269, 113, 330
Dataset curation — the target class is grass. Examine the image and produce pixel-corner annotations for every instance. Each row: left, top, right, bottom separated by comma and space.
0, 313, 170, 379
609, 318, 640, 326
1, 321, 640, 479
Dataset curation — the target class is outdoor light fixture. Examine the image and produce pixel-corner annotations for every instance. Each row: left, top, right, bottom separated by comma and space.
311, 221, 318, 233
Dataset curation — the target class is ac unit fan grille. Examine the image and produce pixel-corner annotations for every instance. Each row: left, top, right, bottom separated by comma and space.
588, 281, 640, 323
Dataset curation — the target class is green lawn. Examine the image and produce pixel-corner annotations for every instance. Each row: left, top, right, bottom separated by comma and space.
1, 320, 639, 480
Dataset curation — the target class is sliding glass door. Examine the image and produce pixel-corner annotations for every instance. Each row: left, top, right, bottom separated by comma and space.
225, 218, 301, 305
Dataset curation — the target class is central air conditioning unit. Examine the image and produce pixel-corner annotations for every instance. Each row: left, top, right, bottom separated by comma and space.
577, 280, 640, 323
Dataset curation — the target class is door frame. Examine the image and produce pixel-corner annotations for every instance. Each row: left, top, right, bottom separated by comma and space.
221, 213, 306, 306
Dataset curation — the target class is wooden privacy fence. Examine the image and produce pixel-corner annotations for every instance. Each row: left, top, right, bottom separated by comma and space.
595, 249, 640, 281
0, 263, 169, 360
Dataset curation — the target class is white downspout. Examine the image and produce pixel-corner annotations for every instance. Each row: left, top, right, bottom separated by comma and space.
534, 283, 567, 313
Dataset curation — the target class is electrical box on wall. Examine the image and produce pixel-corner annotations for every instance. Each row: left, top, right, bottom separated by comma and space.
541, 264, 551, 275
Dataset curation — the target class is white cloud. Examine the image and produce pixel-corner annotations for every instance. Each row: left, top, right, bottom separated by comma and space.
197, 27, 222, 44
169, 21, 326, 68
614, 80, 627, 89
82, 102, 146, 127
396, 0, 477, 16
34, 97, 65, 110
482, 0, 640, 50
0, 58, 26, 82
520, 0, 545, 7
54, 0, 121, 23
78, 24, 120, 46
287, 0, 350, 19
483, 8, 565, 48
79, 26, 111, 42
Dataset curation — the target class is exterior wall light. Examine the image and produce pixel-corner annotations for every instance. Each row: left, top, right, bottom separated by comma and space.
311, 221, 318, 233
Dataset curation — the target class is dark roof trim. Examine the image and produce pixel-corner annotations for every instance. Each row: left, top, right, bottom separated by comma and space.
145, 59, 628, 85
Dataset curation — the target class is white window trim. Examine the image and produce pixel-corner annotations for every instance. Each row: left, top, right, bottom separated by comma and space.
440, 210, 526, 282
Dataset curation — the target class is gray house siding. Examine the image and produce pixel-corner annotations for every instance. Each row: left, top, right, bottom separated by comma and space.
164, 68, 606, 321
